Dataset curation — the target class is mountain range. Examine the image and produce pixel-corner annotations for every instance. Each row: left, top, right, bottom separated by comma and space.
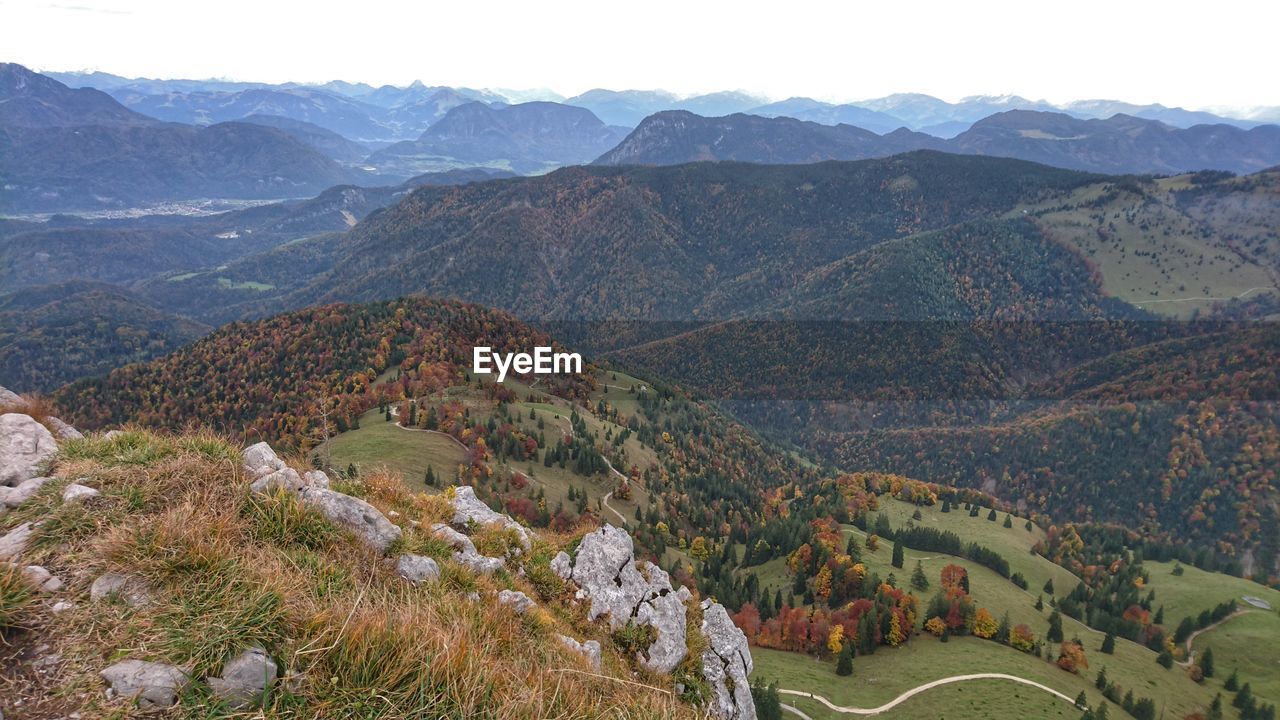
597, 109, 1280, 175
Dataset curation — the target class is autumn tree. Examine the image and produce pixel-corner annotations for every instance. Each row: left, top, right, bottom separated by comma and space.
971, 608, 998, 639
1057, 641, 1088, 673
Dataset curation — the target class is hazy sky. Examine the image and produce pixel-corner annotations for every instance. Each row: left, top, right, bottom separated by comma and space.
2, 0, 1275, 109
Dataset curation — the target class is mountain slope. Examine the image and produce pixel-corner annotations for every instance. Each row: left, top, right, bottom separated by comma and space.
0, 66, 359, 213
952, 111, 1280, 174
0, 281, 208, 392
238, 114, 371, 162
594, 110, 944, 165
291, 153, 1097, 325
367, 101, 628, 175
749, 98, 908, 134
0, 62, 157, 127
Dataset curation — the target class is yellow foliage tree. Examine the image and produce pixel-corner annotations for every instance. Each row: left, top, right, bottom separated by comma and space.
925, 617, 947, 636
887, 612, 905, 646
827, 625, 844, 655
971, 608, 998, 639
690, 536, 710, 560
814, 565, 833, 601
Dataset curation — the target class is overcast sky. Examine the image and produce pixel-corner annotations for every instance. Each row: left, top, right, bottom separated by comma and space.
2, 0, 1275, 110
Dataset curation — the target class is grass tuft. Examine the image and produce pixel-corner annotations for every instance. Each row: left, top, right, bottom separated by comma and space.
0, 563, 34, 630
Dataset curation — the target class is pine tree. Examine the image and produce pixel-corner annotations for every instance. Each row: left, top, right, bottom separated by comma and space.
1200, 646, 1215, 677
891, 539, 905, 569
1207, 693, 1224, 720
1225, 669, 1239, 691
941, 499, 951, 513
1095, 667, 1108, 690
1047, 609, 1064, 642
910, 560, 930, 591
835, 643, 853, 676
996, 612, 1011, 644
1157, 649, 1173, 668
424, 465, 436, 486
1074, 691, 1088, 709
987, 508, 997, 521
1233, 683, 1253, 709
1004, 514, 1014, 528
1044, 578, 1055, 595
1101, 631, 1115, 654
1035, 594, 1044, 611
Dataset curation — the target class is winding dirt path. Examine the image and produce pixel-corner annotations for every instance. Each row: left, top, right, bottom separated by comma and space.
778, 673, 1081, 716
1176, 608, 1251, 668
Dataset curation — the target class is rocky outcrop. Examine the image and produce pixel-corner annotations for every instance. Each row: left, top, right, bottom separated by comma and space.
0, 414, 57, 486
0, 477, 51, 508
207, 647, 277, 711
561, 524, 689, 674
395, 554, 441, 583
554, 523, 755, 719
451, 486, 531, 550
298, 487, 402, 553
701, 599, 756, 720
100, 660, 189, 710
556, 634, 603, 670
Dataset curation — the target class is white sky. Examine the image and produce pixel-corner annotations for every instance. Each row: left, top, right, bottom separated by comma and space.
1, 0, 1276, 110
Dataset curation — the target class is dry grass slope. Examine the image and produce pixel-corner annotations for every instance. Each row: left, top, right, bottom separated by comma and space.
0, 429, 697, 719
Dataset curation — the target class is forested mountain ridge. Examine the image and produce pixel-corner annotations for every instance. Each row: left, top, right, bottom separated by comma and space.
290, 152, 1101, 323
596, 108, 1280, 175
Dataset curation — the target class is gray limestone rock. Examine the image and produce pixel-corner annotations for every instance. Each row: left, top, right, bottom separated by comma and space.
567, 524, 687, 673
498, 589, 535, 614
90, 573, 152, 608
207, 646, 277, 711
395, 554, 441, 583
555, 634, 602, 670
100, 659, 189, 710
249, 467, 305, 495
0, 414, 57, 486
550, 550, 572, 580
0, 522, 36, 562
298, 487, 401, 554
700, 599, 757, 720
0, 476, 52, 508
450, 486, 531, 550
241, 442, 286, 478
61, 482, 101, 503
45, 416, 83, 440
